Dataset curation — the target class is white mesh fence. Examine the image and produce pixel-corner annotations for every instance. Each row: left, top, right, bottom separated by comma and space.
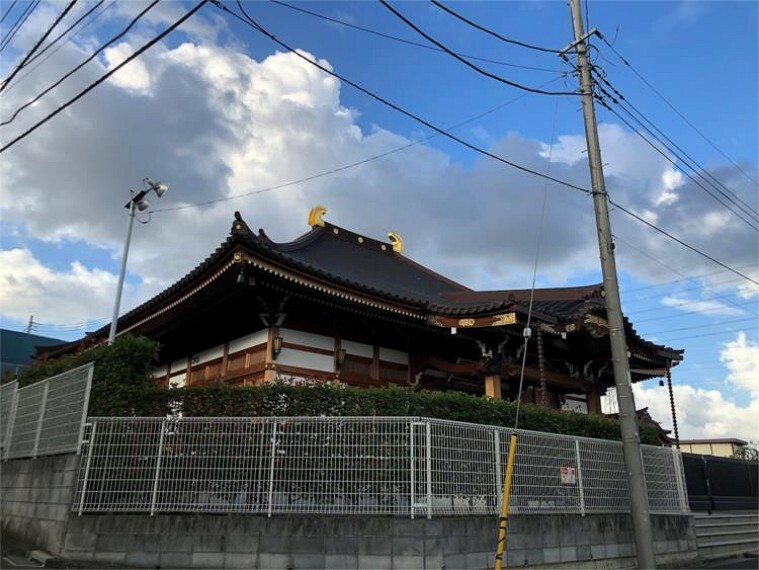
1, 380, 18, 456
3, 363, 94, 460
74, 416, 689, 517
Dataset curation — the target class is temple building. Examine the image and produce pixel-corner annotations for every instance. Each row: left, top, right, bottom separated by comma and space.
43, 207, 683, 415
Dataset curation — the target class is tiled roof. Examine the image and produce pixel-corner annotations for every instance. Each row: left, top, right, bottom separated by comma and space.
64, 212, 682, 363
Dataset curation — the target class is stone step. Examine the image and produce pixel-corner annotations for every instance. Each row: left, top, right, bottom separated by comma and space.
696, 530, 759, 545
695, 521, 759, 536
697, 538, 759, 561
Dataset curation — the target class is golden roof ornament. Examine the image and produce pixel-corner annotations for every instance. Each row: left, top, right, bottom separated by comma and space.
387, 232, 403, 254
308, 205, 326, 227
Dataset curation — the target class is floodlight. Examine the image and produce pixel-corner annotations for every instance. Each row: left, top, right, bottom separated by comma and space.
137, 198, 150, 211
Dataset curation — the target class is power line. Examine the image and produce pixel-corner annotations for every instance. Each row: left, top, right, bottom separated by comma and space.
599, 34, 759, 187
608, 198, 758, 286
430, 0, 567, 55
1, 0, 78, 92
594, 69, 758, 219
594, 81, 759, 230
21, 0, 104, 69
643, 317, 757, 337
5, 1, 115, 95
658, 327, 756, 343
153, 77, 565, 213
631, 299, 757, 322
219, 0, 758, 290
1, 0, 159, 128
216, 1, 593, 197
0, 1, 19, 25
0, 1, 209, 153
379, 0, 577, 97
269, 0, 562, 74
0, 0, 40, 52
614, 234, 756, 317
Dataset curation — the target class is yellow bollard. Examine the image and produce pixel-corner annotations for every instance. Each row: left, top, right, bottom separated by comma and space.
494, 433, 518, 570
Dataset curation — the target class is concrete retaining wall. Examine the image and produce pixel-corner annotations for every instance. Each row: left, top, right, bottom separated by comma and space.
2, 455, 699, 569
1, 454, 80, 554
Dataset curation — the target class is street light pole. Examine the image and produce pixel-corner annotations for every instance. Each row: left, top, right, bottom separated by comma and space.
107, 179, 168, 345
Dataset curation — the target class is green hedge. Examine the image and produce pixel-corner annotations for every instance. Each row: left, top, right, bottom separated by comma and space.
16, 336, 659, 444
87, 382, 658, 445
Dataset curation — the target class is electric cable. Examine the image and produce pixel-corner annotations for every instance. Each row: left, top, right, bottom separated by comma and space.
0, 0, 40, 52
600, 34, 758, 187
217, 0, 759, 290
216, 0, 593, 197
1, 0, 79, 92
152, 76, 566, 214
514, 97, 559, 429
644, 317, 757, 337
1, 0, 160, 128
4, 1, 115, 95
594, 81, 758, 228
602, 97, 759, 232
0, 1, 18, 26
0, 1, 208, 153
614, 234, 756, 316
608, 198, 758, 286
596, 92, 759, 231
631, 299, 757, 322
593, 69, 758, 219
430, 0, 567, 55
379, 0, 577, 97
20, 0, 104, 69
270, 0, 562, 74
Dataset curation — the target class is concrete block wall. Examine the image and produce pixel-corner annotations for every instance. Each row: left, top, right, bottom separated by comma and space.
1, 454, 80, 554
2, 455, 700, 569
59, 513, 698, 569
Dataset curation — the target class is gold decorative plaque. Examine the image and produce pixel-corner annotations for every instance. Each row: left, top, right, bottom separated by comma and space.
427, 315, 444, 327
458, 318, 476, 327
491, 313, 517, 326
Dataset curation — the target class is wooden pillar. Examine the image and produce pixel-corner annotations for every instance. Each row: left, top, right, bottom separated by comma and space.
587, 385, 602, 414
485, 373, 502, 399
263, 326, 278, 383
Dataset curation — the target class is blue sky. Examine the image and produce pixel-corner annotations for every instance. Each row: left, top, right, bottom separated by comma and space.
1, 0, 756, 440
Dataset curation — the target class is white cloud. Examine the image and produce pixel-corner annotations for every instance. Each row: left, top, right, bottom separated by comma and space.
721, 332, 759, 396
631, 382, 759, 442
0, 12, 755, 322
103, 42, 154, 93
0, 249, 121, 324
660, 295, 743, 317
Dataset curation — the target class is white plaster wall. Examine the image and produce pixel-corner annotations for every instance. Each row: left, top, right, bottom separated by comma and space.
342, 340, 373, 358
277, 348, 334, 372
228, 330, 268, 353
281, 328, 334, 351
379, 348, 408, 365
192, 345, 224, 365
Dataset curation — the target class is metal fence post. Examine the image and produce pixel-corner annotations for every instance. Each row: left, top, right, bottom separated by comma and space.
425, 421, 432, 519
78, 421, 97, 516
150, 419, 167, 516
574, 439, 585, 516
671, 447, 688, 512
267, 421, 277, 518
410, 421, 416, 519
32, 384, 49, 458
494, 430, 502, 513
76, 364, 95, 455
3, 383, 19, 461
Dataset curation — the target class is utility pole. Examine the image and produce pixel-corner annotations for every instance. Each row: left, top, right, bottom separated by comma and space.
566, 0, 657, 568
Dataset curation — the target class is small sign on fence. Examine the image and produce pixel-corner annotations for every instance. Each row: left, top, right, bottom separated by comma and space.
560, 465, 577, 485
